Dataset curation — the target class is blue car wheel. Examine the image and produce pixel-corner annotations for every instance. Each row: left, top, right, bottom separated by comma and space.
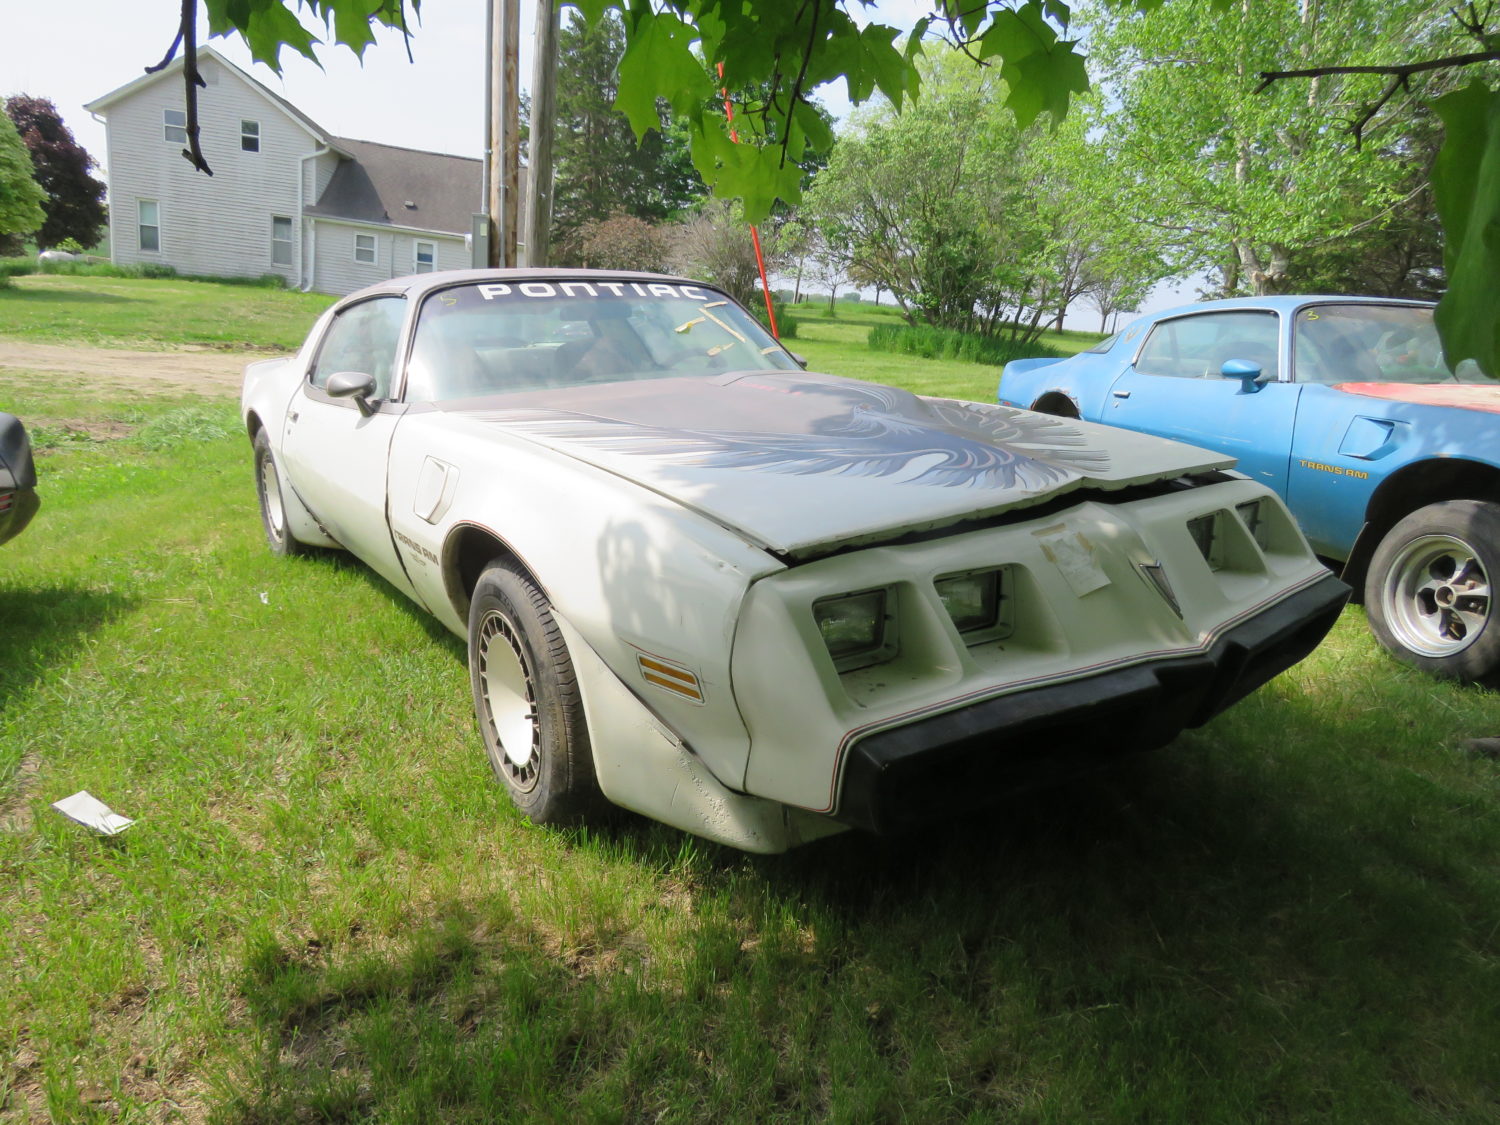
1365, 500, 1500, 685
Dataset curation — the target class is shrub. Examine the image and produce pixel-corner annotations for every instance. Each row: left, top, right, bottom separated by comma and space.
867, 324, 1062, 367
187, 271, 287, 289
32, 258, 177, 280
749, 291, 794, 338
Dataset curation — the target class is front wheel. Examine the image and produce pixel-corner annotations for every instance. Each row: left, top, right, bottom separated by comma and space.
253, 429, 308, 557
468, 561, 603, 824
1365, 500, 1500, 685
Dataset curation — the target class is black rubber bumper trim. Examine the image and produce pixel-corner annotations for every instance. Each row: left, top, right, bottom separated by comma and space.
835, 572, 1349, 834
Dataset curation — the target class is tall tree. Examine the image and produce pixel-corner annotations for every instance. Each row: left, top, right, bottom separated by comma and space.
4, 96, 108, 252
0, 110, 45, 255
806, 55, 1152, 340
551, 9, 702, 263
1082, 0, 1458, 296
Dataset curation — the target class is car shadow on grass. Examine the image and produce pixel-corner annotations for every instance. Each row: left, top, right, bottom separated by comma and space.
214, 703, 1500, 1121
0, 583, 137, 715
214, 548, 1499, 1119
293, 548, 465, 654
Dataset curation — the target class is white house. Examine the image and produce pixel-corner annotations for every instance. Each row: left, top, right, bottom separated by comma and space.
85, 47, 493, 295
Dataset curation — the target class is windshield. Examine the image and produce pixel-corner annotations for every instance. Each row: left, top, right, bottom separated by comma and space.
404, 279, 799, 401
1294, 303, 1488, 385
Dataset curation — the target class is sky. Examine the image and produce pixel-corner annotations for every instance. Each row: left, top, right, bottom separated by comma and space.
3, 0, 1187, 316
4, 0, 934, 167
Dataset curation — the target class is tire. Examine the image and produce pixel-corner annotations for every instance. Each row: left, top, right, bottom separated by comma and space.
253, 429, 308, 557
468, 561, 603, 824
1364, 499, 1500, 685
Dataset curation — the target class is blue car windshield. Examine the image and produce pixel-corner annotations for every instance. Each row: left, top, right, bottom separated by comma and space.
404, 279, 798, 401
1294, 304, 1487, 385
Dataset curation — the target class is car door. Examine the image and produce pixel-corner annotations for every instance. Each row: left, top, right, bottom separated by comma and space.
1101, 309, 1301, 496
1279, 303, 1410, 559
280, 294, 421, 599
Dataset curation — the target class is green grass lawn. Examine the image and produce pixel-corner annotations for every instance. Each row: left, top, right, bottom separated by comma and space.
0, 274, 335, 351
2, 280, 1499, 1123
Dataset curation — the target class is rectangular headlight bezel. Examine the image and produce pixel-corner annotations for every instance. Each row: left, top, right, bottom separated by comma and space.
813, 586, 898, 673
1235, 499, 1271, 551
1187, 512, 1223, 570
935, 567, 1013, 645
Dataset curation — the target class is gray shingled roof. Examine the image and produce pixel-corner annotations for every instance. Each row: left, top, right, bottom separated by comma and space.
308, 138, 509, 236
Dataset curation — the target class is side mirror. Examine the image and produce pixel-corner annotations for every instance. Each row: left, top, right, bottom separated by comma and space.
326, 370, 379, 416
1220, 358, 1265, 394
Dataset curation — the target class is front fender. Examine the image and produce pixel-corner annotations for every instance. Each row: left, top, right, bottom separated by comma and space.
389, 414, 784, 792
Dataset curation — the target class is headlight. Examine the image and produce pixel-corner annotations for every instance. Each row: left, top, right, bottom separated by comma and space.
813, 587, 896, 671
936, 569, 1004, 638
1235, 499, 1271, 551
1187, 512, 1222, 570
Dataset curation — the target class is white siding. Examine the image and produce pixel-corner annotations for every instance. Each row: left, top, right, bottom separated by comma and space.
100, 56, 315, 285
311, 220, 466, 294
311, 150, 339, 199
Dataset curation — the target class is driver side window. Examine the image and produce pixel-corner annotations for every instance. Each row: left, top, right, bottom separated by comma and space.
1135, 311, 1281, 380
310, 296, 407, 398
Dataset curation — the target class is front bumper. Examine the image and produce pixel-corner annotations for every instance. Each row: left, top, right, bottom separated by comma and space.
834, 571, 1347, 833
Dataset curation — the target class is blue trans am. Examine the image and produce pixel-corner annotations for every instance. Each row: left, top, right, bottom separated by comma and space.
999, 296, 1500, 684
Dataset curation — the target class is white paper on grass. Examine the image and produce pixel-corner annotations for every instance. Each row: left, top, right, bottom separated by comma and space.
51, 790, 135, 836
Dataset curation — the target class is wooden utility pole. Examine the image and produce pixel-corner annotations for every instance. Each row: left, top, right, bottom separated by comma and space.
486, 0, 521, 267
522, 0, 560, 267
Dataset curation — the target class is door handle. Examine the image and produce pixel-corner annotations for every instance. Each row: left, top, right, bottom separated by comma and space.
1112, 390, 1131, 399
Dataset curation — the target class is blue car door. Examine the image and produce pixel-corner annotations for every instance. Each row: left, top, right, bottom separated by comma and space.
1100, 309, 1301, 496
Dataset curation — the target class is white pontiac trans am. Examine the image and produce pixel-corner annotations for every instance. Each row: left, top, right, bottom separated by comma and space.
242, 270, 1347, 853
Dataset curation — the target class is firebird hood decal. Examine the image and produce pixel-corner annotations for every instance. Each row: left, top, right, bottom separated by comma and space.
449, 371, 1232, 557
481, 380, 1110, 491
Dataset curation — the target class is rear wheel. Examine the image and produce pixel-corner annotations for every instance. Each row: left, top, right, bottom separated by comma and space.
468, 561, 603, 823
253, 429, 308, 557
1365, 500, 1500, 685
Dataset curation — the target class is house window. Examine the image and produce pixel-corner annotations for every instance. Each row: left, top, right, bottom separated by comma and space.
271, 216, 294, 267
138, 200, 160, 252
414, 241, 436, 273
163, 109, 186, 144
241, 120, 260, 152
354, 234, 377, 264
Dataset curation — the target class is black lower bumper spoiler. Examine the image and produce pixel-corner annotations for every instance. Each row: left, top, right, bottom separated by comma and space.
836, 572, 1349, 834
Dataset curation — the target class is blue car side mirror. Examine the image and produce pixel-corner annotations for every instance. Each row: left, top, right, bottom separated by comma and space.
1220, 358, 1265, 394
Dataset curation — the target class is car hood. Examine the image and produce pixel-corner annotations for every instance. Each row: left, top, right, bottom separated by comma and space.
449, 370, 1232, 558
1335, 382, 1500, 414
